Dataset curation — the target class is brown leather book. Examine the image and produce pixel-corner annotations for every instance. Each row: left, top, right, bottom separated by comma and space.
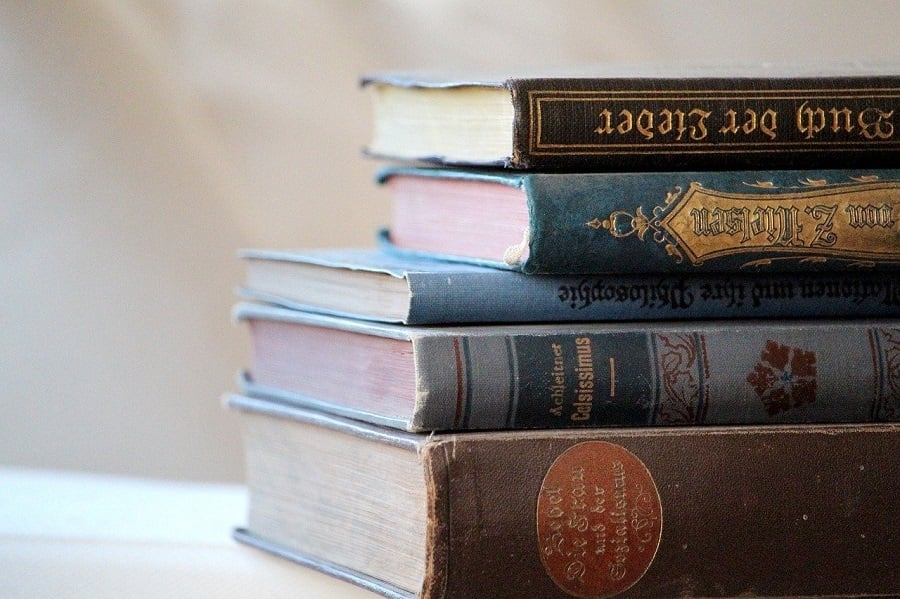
229, 393, 899, 598
362, 66, 900, 171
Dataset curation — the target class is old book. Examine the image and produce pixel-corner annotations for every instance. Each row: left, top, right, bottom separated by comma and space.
238, 247, 900, 324
362, 66, 900, 171
229, 393, 900, 598
235, 301, 900, 432
378, 165, 900, 274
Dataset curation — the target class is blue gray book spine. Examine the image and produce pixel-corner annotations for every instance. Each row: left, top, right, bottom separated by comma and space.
236, 303, 900, 431
409, 322, 900, 430
402, 269, 900, 323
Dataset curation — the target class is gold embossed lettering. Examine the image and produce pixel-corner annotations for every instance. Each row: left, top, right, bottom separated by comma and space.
571, 337, 595, 422
720, 108, 777, 140
846, 203, 896, 228
719, 109, 741, 135
643, 180, 900, 267
795, 103, 894, 140
687, 108, 711, 140
657, 109, 683, 138
829, 107, 854, 133
759, 109, 778, 139
636, 109, 655, 140
804, 204, 839, 247
796, 101, 826, 139
740, 109, 758, 135
690, 206, 751, 242
858, 108, 895, 140
616, 109, 633, 135
750, 206, 803, 246
595, 109, 615, 135
690, 207, 712, 235
549, 343, 565, 417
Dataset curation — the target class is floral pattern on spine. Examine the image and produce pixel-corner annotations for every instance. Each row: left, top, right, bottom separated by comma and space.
652, 332, 710, 425
746, 340, 818, 416
871, 328, 900, 421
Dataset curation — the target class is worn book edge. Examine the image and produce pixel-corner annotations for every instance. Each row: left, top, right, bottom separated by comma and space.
237, 373, 415, 431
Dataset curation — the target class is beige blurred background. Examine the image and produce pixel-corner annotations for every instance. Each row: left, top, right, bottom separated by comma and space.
3, 1, 899, 483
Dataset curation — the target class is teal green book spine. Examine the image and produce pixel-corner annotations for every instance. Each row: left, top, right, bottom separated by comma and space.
379, 167, 900, 274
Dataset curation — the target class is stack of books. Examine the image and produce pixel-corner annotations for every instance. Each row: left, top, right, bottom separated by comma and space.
225, 66, 900, 598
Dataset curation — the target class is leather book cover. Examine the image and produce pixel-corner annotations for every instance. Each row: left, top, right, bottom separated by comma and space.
362, 68, 900, 171
378, 166, 900, 274
237, 302, 900, 432
230, 395, 900, 598
239, 247, 900, 324
509, 75, 900, 170
420, 422, 900, 598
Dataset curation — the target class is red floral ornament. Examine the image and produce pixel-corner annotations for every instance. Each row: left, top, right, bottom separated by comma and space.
747, 340, 818, 415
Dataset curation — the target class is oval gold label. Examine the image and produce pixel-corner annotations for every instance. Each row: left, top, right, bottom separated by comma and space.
536, 441, 662, 598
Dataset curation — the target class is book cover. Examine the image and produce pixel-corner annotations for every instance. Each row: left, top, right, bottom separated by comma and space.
235, 302, 900, 432
229, 394, 900, 598
363, 66, 900, 171
379, 166, 900, 274
239, 247, 900, 324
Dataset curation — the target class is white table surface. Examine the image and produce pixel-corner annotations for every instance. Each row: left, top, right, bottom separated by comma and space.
0, 467, 376, 598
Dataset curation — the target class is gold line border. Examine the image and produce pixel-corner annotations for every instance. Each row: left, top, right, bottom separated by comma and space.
529, 89, 900, 154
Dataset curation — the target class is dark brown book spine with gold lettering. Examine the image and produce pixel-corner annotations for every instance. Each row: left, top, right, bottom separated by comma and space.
231, 395, 900, 598
509, 76, 900, 171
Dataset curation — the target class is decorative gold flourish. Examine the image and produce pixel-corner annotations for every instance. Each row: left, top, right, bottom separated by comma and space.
596, 207, 652, 240
589, 177, 899, 270
744, 174, 888, 189
740, 256, 876, 270
590, 186, 684, 239
589, 201, 684, 263
747, 181, 777, 189
742, 258, 774, 268
664, 244, 683, 261
664, 185, 684, 206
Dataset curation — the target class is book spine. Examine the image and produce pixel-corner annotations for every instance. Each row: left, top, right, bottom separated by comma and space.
509, 76, 900, 170
426, 423, 900, 597
519, 169, 900, 273
404, 270, 900, 324
410, 322, 900, 431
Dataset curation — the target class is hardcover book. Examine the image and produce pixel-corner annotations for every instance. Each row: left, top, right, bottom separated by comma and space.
379, 166, 900, 274
238, 247, 900, 324
229, 393, 900, 598
235, 302, 900, 432
362, 66, 900, 171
